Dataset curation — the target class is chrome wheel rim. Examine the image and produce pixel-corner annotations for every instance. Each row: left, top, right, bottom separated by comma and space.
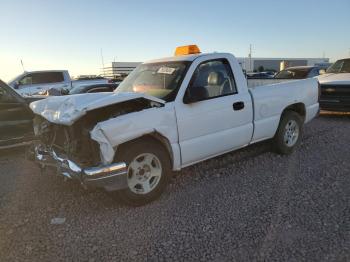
127, 153, 162, 194
284, 120, 299, 147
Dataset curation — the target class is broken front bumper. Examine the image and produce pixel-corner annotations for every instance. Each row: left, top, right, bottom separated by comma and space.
33, 145, 128, 191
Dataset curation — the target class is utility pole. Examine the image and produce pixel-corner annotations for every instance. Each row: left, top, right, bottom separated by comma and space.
248, 44, 252, 72
100, 48, 105, 76
20, 59, 25, 72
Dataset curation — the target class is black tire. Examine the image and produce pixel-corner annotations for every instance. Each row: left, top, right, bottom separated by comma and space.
115, 138, 171, 206
273, 111, 303, 155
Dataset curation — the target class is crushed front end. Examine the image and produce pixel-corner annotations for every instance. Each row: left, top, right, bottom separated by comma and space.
27, 94, 163, 191
29, 115, 128, 191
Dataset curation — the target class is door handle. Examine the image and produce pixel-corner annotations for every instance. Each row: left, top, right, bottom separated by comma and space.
233, 101, 244, 111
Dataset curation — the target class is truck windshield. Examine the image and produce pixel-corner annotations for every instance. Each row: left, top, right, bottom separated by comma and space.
326, 59, 350, 74
115, 61, 190, 102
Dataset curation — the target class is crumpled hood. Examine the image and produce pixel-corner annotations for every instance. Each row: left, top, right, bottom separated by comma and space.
29, 92, 165, 125
317, 73, 350, 85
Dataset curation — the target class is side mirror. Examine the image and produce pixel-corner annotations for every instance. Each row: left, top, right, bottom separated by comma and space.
183, 90, 196, 104
183, 86, 208, 104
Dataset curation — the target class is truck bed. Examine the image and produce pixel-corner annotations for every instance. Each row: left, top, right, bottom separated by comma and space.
247, 78, 296, 88
248, 78, 319, 143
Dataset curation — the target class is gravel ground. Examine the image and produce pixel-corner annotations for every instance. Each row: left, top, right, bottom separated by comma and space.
0, 113, 349, 262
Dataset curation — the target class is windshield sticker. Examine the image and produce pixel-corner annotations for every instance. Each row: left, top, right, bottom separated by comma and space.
157, 67, 176, 75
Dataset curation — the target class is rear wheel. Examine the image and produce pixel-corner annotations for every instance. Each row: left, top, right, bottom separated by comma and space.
115, 139, 171, 206
273, 111, 303, 155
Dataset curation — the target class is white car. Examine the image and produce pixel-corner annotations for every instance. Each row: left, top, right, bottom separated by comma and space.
8, 70, 110, 96
29, 45, 319, 205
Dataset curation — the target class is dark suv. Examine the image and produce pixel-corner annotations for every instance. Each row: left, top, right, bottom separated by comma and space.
0, 80, 43, 149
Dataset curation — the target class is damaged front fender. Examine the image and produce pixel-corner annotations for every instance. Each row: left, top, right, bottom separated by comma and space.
90, 104, 179, 168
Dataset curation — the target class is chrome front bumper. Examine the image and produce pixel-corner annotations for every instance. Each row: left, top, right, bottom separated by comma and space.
33, 146, 128, 191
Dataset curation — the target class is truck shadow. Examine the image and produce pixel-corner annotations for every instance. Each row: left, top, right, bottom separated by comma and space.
178, 140, 272, 176
0, 139, 273, 210
104, 140, 273, 208
0, 147, 27, 158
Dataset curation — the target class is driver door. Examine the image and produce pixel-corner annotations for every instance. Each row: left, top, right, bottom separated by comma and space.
175, 59, 253, 166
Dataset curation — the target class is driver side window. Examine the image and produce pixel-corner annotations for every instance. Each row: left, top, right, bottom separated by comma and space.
18, 72, 65, 87
19, 74, 33, 86
186, 59, 237, 102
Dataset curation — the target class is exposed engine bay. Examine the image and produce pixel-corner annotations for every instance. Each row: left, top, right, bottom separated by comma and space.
33, 98, 159, 167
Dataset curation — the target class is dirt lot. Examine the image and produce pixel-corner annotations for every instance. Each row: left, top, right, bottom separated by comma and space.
0, 113, 349, 262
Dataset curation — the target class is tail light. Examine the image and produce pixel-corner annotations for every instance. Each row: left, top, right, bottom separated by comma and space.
108, 79, 113, 83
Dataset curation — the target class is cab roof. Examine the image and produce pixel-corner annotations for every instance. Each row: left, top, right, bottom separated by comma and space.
144, 52, 232, 64
144, 53, 205, 64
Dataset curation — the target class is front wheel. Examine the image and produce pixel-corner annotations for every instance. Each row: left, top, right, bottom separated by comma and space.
115, 139, 171, 206
273, 111, 303, 155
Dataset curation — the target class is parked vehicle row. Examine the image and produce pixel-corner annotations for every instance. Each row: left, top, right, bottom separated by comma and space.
246, 65, 327, 80
274, 66, 326, 79
28, 45, 319, 206
51, 83, 119, 95
8, 70, 111, 96
246, 71, 275, 79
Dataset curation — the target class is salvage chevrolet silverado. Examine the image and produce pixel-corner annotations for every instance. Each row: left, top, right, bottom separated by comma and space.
29, 45, 319, 205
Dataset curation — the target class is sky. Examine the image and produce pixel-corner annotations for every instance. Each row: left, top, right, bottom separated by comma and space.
0, 0, 349, 81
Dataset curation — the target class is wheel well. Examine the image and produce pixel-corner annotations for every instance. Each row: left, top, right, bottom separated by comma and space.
282, 103, 306, 121
116, 133, 174, 167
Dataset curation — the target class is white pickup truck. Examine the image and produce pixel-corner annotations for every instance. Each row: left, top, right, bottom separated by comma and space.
29, 45, 319, 206
8, 70, 110, 96
317, 58, 350, 111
